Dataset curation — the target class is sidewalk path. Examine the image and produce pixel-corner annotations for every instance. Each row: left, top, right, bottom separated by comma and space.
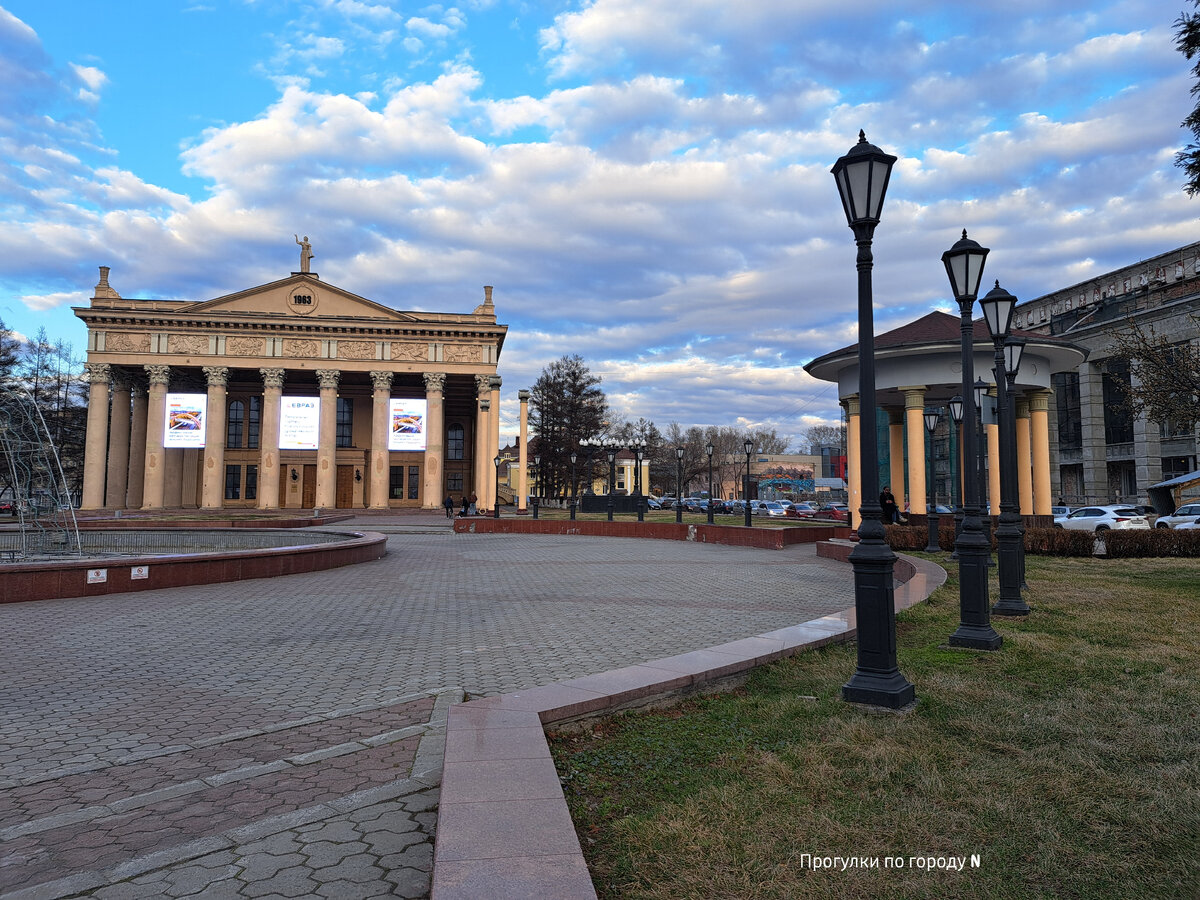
1, 518, 855, 898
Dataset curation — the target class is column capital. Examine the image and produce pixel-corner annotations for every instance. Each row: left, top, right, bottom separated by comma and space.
260, 367, 286, 390
371, 370, 394, 392
315, 369, 341, 390
475, 374, 491, 398
84, 362, 112, 384
901, 386, 927, 409
845, 395, 860, 416
479, 397, 491, 412
202, 365, 230, 387
144, 364, 171, 386
1029, 391, 1051, 413
1015, 397, 1031, 419
518, 389, 530, 402
488, 374, 502, 390
422, 371, 445, 394
111, 368, 132, 392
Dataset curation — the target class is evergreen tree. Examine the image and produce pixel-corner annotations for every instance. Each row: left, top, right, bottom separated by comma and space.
1175, 2, 1200, 194
528, 355, 609, 499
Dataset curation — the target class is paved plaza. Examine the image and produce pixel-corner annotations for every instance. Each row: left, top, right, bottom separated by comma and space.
0, 516, 857, 898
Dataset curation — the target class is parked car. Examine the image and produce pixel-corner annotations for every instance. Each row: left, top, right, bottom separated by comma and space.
644, 496, 662, 510
1053, 505, 1151, 532
788, 501, 819, 518
1154, 501, 1200, 529
1176, 518, 1200, 530
1050, 505, 1072, 518
753, 501, 787, 517
659, 496, 677, 509
813, 502, 850, 522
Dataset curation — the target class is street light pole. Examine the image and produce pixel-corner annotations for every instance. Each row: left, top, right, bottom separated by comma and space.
493, 455, 501, 519
706, 442, 715, 524
569, 451, 578, 521
833, 131, 915, 708
924, 408, 941, 553
980, 282, 1030, 616
743, 438, 754, 528
942, 230, 1002, 651
948, 395, 963, 559
974, 377, 993, 554
606, 447, 616, 522
675, 447, 685, 523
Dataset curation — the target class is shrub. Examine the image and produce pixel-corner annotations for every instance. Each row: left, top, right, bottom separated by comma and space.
1103, 528, 1200, 558
1024, 526, 1096, 557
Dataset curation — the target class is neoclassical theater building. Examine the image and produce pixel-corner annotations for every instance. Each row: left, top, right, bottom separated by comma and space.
75, 255, 508, 512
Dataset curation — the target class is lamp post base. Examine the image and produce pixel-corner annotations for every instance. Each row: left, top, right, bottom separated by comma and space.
948, 623, 1003, 650
842, 670, 916, 709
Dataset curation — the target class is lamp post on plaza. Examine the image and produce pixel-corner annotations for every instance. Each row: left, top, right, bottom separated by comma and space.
675, 447, 685, 523
832, 131, 915, 707
979, 282, 1030, 616
635, 445, 646, 522
974, 377, 993, 553
531, 453, 540, 519
569, 451, 578, 521
942, 230, 1002, 651
1004, 338, 1030, 592
948, 395, 964, 559
743, 438, 754, 528
706, 442, 715, 524
493, 456, 501, 518
923, 408, 941, 553
606, 447, 617, 522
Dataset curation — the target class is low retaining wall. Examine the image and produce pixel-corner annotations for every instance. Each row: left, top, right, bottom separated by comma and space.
453, 517, 851, 548
0, 529, 387, 604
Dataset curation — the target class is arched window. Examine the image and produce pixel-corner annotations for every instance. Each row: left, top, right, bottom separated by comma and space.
227, 400, 245, 449
447, 423, 465, 460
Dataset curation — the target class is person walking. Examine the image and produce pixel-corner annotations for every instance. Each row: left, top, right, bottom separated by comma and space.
443, 495, 455, 518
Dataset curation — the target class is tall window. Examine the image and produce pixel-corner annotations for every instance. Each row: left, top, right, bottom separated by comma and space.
224, 465, 241, 500
1053, 372, 1082, 451
1102, 360, 1133, 445
245, 465, 258, 501
389, 465, 404, 499
447, 423, 465, 460
336, 398, 354, 448
247, 397, 261, 449
408, 466, 420, 500
227, 400, 245, 449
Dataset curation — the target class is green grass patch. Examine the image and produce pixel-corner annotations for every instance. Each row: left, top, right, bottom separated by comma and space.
550, 556, 1200, 899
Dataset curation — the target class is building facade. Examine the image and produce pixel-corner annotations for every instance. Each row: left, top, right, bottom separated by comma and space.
1013, 242, 1200, 505
75, 263, 507, 512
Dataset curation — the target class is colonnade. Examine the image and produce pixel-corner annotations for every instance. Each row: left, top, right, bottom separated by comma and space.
842, 385, 1054, 529
81, 363, 499, 512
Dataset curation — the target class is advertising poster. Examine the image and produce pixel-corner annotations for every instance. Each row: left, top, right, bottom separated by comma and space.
164, 393, 207, 448
279, 397, 321, 449
388, 398, 428, 451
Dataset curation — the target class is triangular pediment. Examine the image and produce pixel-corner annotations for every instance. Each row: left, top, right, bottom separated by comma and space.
188, 275, 420, 322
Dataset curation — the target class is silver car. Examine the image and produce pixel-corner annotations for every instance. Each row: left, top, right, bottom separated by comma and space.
1053, 505, 1151, 532
1153, 502, 1200, 529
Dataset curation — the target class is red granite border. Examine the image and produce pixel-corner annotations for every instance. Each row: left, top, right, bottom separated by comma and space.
0, 530, 387, 604
431, 553, 947, 900
453, 517, 851, 548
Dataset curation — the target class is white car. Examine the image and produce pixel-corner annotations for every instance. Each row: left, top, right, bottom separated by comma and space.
753, 501, 788, 517
1053, 505, 1151, 532
1153, 502, 1200, 529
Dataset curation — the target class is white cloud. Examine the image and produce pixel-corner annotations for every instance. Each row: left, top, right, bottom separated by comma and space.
20, 290, 82, 311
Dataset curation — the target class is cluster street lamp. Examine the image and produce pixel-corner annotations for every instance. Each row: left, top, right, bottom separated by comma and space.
743, 438, 754, 528
706, 442, 715, 524
492, 456, 501, 518
531, 453, 541, 519
923, 408, 941, 553
569, 451, 578, 521
675, 447, 685, 523
832, 131, 915, 708
942, 230, 1002, 651
980, 281, 1031, 616
606, 447, 617, 522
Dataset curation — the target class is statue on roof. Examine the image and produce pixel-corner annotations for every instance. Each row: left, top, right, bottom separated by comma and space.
294, 234, 313, 273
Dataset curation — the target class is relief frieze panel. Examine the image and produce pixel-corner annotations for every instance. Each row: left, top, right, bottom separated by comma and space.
443, 344, 482, 363
283, 338, 321, 358
168, 334, 208, 355
105, 332, 151, 353
226, 336, 265, 356
338, 340, 374, 360
391, 342, 428, 361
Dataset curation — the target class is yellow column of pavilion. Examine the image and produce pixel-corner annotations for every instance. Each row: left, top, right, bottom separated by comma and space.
1015, 397, 1033, 515
903, 386, 927, 514
986, 388, 1000, 517
1029, 391, 1053, 516
845, 396, 861, 530
887, 409, 904, 508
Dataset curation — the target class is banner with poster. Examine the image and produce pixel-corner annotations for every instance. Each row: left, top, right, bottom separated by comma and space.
164, 393, 207, 448
388, 398, 428, 451
279, 397, 320, 450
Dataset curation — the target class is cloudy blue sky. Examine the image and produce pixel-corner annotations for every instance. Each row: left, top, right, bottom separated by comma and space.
1, 0, 1195, 447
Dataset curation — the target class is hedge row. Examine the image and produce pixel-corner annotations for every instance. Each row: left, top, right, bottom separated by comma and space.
883, 524, 1200, 558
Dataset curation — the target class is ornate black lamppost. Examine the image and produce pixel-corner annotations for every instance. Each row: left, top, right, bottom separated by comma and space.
979, 282, 1030, 615
923, 408, 941, 553
706, 442, 715, 524
606, 447, 616, 522
493, 456, 502, 518
531, 453, 540, 519
675, 447, 685, 523
569, 450, 578, 521
1004, 338, 1030, 591
833, 131, 915, 707
974, 377, 993, 553
942, 230, 1002, 651
948, 395, 963, 559
635, 445, 646, 522
743, 438, 754, 528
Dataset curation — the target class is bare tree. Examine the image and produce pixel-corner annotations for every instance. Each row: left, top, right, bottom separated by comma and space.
1105, 316, 1199, 432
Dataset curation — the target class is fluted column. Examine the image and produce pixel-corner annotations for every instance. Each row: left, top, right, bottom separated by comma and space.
846, 396, 861, 530
903, 387, 927, 515
887, 409, 904, 508
127, 384, 147, 508
1015, 397, 1033, 516
518, 389, 530, 511
104, 370, 132, 509
316, 369, 339, 509
199, 366, 229, 508
1030, 391, 1053, 516
258, 368, 285, 509
986, 389, 1000, 517
81, 363, 112, 510
423, 372, 446, 509
142, 365, 171, 510
369, 371, 393, 509
488, 375, 502, 512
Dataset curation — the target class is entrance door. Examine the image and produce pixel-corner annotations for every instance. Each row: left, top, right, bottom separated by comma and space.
336, 465, 354, 508
302, 465, 317, 508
